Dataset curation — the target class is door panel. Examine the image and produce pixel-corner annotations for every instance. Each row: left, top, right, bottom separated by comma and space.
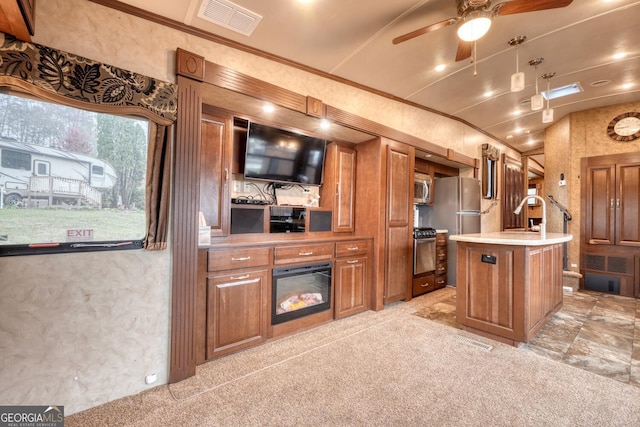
617, 163, 640, 246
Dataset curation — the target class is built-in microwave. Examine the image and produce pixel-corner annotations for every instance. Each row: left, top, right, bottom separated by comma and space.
414, 172, 432, 204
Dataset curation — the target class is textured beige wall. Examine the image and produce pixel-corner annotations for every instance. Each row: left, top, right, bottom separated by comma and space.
545, 101, 640, 274
0, 0, 519, 414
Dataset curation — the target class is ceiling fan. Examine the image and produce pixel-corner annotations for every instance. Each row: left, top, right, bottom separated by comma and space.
392, 0, 574, 62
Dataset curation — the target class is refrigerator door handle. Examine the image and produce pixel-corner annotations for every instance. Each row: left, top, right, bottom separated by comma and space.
456, 211, 481, 216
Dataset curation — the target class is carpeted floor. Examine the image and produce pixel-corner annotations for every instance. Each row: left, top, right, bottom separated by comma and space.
413, 287, 640, 388
66, 289, 640, 426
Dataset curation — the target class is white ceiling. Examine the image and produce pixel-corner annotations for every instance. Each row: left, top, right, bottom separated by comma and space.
111, 0, 640, 154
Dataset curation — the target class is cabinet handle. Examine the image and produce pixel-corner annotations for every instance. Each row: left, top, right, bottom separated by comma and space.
438, 267, 445, 271
617, 198, 620, 208
230, 274, 250, 280
219, 277, 260, 287
298, 251, 314, 256
611, 198, 615, 208
347, 260, 359, 264
421, 283, 430, 287
224, 168, 229, 182
231, 256, 251, 262
347, 247, 359, 251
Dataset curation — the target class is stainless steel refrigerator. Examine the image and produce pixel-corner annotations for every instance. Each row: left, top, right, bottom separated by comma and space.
432, 176, 481, 286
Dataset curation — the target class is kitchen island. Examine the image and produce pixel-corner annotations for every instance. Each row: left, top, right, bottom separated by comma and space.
450, 232, 573, 346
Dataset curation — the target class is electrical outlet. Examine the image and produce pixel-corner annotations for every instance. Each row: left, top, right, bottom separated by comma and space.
233, 180, 242, 193
145, 373, 157, 385
243, 182, 252, 192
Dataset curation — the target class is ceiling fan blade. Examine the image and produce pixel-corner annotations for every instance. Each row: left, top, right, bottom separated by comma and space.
493, 0, 573, 16
392, 18, 457, 45
455, 41, 473, 62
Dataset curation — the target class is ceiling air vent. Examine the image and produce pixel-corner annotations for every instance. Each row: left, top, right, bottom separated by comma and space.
197, 0, 262, 36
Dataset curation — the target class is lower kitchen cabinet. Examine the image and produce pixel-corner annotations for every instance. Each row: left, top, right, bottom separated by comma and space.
206, 269, 268, 359
334, 256, 367, 319
435, 232, 447, 289
334, 240, 369, 319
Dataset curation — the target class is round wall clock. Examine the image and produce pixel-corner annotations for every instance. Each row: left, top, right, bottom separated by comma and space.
607, 112, 640, 142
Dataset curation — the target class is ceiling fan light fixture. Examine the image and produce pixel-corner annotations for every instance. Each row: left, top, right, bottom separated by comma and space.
457, 10, 492, 42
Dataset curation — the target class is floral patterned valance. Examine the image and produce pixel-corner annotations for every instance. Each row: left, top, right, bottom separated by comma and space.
0, 33, 177, 123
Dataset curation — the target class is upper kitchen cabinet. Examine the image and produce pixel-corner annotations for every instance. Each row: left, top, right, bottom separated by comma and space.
0, 0, 35, 41
320, 142, 356, 232
355, 137, 414, 309
201, 106, 233, 238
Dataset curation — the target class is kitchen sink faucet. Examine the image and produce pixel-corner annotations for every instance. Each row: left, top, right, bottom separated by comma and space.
514, 195, 546, 240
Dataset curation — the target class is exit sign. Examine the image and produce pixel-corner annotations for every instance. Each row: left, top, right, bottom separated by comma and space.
66, 229, 94, 241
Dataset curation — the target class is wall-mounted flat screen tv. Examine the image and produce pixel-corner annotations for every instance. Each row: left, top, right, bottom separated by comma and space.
244, 122, 327, 186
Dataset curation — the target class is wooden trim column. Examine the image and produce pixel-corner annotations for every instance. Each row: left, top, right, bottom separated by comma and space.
170, 49, 204, 383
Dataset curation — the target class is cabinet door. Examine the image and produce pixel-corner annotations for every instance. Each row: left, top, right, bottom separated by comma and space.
616, 163, 640, 246
335, 257, 367, 319
200, 111, 231, 237
206, 270, 267, 359
334, 145, 356, 232
384, 143, 412, 304
586, 165, 615, 245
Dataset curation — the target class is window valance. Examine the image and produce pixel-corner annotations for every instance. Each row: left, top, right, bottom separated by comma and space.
0, 33, 177, 124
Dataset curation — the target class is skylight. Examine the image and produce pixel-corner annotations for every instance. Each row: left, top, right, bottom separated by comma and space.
542, 82, 583, 100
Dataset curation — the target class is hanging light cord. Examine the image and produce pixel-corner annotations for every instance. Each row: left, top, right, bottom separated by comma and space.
473, 41, 477, 77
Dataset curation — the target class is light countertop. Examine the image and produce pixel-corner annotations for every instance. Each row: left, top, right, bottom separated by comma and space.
449, 231, 573, 246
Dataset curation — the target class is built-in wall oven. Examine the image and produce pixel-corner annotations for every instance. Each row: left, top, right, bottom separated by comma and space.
413, 227, 436, 275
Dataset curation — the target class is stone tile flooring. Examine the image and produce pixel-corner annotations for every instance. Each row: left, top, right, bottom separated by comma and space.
412, 287, 640, 388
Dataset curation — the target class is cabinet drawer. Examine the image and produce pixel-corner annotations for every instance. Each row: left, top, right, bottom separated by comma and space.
434, 275, 447, 289
208, 247, 270, 271
413, 274, 434, 297
435, 261, 447, 276
274, 243, 333, 265
436, 233, 447, 246
335, 240, 368, 258
436, 246, 447, 261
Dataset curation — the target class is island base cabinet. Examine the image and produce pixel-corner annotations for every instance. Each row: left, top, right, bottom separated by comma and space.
206, 269, 268, 359
456, 242, 563, 346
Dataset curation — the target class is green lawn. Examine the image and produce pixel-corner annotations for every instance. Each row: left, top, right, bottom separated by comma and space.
0, 208, 146, 245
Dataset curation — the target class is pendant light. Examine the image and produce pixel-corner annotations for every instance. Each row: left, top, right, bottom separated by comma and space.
508, 35, 526, 92
542, 72, 556, 123
529, 58, 544, 111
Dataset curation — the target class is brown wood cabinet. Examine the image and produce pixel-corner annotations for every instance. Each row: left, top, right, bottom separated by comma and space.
200, 107, 233, 238
435, 232, 447, 289
205, 246, 270, 359
456, 241, 563, 346
355, 137, 414, 309
334, 240, 369, 319
0, 0, 35, 41
581, 153, 640, 297
207, 269, 268, 359
321, 143, 356, 232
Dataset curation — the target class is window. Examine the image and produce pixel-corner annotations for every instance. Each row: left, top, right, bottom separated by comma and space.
1, 148, 31, 170
0, 93, 149, 255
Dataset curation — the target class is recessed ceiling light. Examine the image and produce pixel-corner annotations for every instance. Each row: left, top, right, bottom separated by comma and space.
513, 110, 522, 116
484, 91, 493, 98
622, 82, 634, 90
542, 82, 583, 100
506, 134, 514, 140
263, 103, 275, 113
320, 119, 330, 129
612, 52, 627, 60
435, 64, 446, 72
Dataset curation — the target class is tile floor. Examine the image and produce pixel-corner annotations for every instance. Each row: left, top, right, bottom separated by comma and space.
412, 287, 640, 388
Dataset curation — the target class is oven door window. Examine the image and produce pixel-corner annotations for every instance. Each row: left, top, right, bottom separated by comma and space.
414, 238, 436, 275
